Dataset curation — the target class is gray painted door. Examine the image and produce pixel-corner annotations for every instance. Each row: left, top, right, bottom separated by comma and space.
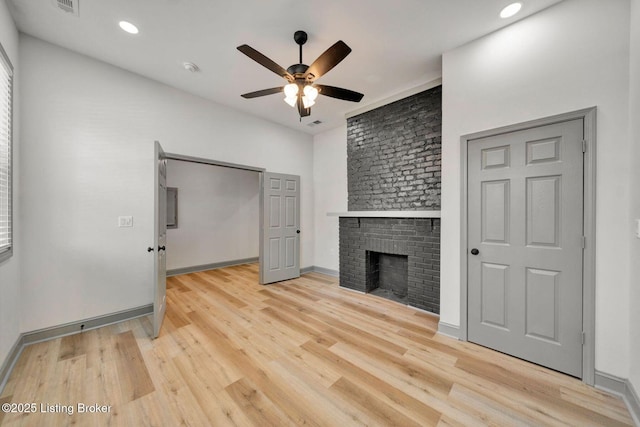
260, 172, 300, 284
153, 141, 167, 338
467, 119, 584, 377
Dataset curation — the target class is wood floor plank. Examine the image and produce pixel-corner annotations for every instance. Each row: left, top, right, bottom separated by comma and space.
0, 396, 10, 425
58, 332, 88, 361
0, 263, 634, 427
113, 330, 155, 402
300, 339, 442, 426
330, 376, 425, 427
224, 377, 294, 427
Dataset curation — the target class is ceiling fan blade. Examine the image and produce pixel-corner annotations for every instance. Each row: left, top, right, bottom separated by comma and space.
304, 41, 352, 80
316, 85, 364, 102
237, 44, 293, 81
241, 87, 284, 99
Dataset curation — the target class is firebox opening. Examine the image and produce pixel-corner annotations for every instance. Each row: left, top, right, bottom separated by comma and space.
366, 251, 408, 305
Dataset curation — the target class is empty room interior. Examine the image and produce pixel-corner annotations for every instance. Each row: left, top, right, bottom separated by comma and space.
1, 0, 640, 425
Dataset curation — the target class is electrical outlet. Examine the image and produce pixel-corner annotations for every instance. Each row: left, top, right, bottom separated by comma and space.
118, 216, 133, 227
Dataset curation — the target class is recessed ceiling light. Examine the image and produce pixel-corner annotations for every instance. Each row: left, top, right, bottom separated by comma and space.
500, 2, 522, 18
118, 21, 139, 34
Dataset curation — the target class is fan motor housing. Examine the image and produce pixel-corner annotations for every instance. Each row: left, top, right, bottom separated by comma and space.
287, 63, 309, 76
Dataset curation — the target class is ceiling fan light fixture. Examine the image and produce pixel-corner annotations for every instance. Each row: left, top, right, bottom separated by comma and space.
284, 83, 299, 107
303, 85, 319, 102
284, 96, 297, 107
302, 96, 315, 109
284, 83, 299, 98
238, 31, 363, 119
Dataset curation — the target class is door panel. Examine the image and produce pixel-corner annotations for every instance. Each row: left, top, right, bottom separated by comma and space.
525, 268, 560, 342
285, 236, 296, 268
481, 180, 510, 244
260, 172, 300, 284
468, 119, 584, 378
481, 263, 509, 329
153, 141, 167, 339
527, 138, 560, 164
269, 196, 281, 227
482, 145, 511, 169
527, 176, 561, 247
269, 238, 280, 269
285, 196, 296, 227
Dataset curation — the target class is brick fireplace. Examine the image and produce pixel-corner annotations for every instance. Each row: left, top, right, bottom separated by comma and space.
339, 217, 440, 313
337, 85, 442, 313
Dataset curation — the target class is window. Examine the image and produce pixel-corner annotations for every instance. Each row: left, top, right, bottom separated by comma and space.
0, 43, 13, 263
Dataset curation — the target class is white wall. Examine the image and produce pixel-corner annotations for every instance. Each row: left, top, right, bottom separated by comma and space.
165, 160, 259, 270
19, 35, 313, 332
0, 0, 20, 367
441, 0, 631, 377
312, 125, 348, 272
628, 0, 640, 398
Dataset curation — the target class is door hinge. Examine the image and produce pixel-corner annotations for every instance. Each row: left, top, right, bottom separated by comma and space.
582, 331, 586, 345
581, 236, 586, 249
582, 140, 587, 153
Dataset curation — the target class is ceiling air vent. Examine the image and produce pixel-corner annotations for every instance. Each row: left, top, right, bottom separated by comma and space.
307, 120, 323, 127
51, 0, 79, 16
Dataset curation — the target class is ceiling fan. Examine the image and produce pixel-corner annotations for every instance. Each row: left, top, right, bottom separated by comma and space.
237, 31, 364, 119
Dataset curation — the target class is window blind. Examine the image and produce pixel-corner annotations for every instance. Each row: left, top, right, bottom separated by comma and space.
0, 44, 13, 260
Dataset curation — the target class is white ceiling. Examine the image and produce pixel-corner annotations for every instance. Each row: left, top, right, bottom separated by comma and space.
7, 0, 563, 135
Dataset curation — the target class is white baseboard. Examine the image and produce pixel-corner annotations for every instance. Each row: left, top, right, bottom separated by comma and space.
437, 321, 460, 339
301, 266, 339, 277
595, 371, 640, 426
311, 266, 339, 277
0, 334, 24, 394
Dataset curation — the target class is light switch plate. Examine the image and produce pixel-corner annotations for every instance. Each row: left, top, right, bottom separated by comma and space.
118, 216, 133, 227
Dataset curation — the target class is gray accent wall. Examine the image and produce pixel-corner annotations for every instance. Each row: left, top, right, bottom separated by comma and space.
347, 86, 442, 211
341, 86, 442, 312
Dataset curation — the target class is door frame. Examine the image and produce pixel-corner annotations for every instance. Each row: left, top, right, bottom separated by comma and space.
459, 107, 597, 385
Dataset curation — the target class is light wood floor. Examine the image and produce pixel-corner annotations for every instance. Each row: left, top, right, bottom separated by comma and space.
1, 264, 634, 426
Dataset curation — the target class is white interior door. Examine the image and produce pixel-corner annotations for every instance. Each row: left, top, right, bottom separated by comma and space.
153, 141, 167, 338
260, 172, 300, 284
467, 119, 584, 377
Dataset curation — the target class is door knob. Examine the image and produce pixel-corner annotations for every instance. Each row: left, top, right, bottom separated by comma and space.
158, 246, 166, 252
296, 230, 300, 234
147, 247, 154, 252
470, 248, 479, 255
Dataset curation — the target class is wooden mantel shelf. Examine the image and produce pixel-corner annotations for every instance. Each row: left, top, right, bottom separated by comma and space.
327, 211, 441, 218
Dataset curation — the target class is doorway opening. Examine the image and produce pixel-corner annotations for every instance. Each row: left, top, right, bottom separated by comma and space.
164, 154, 263, 277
